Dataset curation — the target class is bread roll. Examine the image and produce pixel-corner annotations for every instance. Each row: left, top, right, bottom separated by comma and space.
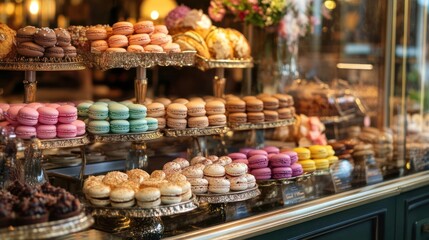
205, 28, 233, 60
226, 28, 251, 59
173, 30, 210, 59
0, 23, 16, 59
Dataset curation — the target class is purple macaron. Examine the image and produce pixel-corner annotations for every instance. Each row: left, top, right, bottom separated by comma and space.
250, 167, 272, 180
269, 153, 291, 167
281, 151, 299, 164
239, 148, 253, 155
291, 163, 303, 177
247, 149, 268, 158
248, 154, 268, 169
228, 152, 247, 160
263, 146, 280, 154
272, 167, 292, 179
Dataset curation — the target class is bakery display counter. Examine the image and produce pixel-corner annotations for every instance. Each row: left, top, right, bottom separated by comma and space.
163, 171, 429, 240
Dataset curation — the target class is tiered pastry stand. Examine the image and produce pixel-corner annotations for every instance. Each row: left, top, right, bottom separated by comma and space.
0, 58, 90, 185
83, 51, 195, 170
85, 196, 199, 239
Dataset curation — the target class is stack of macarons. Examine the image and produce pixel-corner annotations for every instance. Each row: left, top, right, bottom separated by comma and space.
227, 146, 304, 180
168, 155, 257, 194
293, 147, 316, 172
78, 100, 158, 134
145, 97, 227, 129
83, 168, 193, 208
86, 21, 181, 53
15, 26, 77, 58
224, 93, 295, 125
2, 102, 84, 139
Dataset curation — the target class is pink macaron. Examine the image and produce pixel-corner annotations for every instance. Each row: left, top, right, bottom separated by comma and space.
250, 168, 272, 180
232, 159, 249, 165
239, 148, 253, 155
45, 103, 61, 109
272, 167, 292, 179
150, 32, 169, 45
248, 154, 268, 169
57, 105, 77, 124
17, 107, 39, 126
282, 151, 299, 164
57, 124, 77, 138
71, 120, 86, 136
26, 102, 44, 109
263, 146, 280, 154
0, 103, 10, 112
247, 149, 268, 158
15, 125, 36, 139
36, 125, 57, 139
6, 105, 24, 125
228, 152, 247, 160
128, 33, 151, 46
291, 163, 304, 177
269, 154, 291, 167
38, 107, 59, 125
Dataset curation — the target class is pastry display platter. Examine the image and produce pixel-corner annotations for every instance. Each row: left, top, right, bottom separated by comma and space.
24, 135, 90, 150
195, 186, 260, 204
195, 55, 253, 71
82, 51, 196, 70
85, 196, 199, 218
0, 212, 94, 240
0, 57, 86, 71
163, 126, 229, 137
228, 118, 295, 131
256, 172, 314, 185
89, 130, 163, 143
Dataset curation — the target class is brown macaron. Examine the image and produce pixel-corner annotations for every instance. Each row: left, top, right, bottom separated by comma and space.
34, 27, 57, 47
247, 112, 265, 123
245, 98, 264, 112
264, 110, 279, 122
278, 108, 293, 119
63, 45, 77, 57
208, 114, 226, 126
54, 28, 71, 47
188, 116, 209, 128
16, 26, 37, 43
228, 112, 247, 123
261, 97, 279, 110
45, 46, 65, 58
167, 118, 187, 129
226, 99, 246, 113
16, 42, 45, 57
205, 101, 225, 115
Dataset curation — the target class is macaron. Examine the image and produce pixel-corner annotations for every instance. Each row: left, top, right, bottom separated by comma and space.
172, 158, 190, 169
291, 163, 304, 176
134, 21, 155, 34
163, 42, 181, 53
110, 187, 135, 208
127, 104, 147, 119
77, 102, 92, 118
86, 27, 108, 41
278, 108, 293, 119
203, 164, 225, 178
245, 174, 256, 188
225, 163, 248, 177
112, 21, 134, 35
269, 154, 291, 167
208, 178, 230, 194
5, 105, 23, 124
263, 146, 280, 154
167, 118, 187, 129
16, 41, 44, 57
261, 97, 279, 110
88, 104, 108, 120
160, 183, 182, 204
186, 101, 206, 117
127, 45, 144, 53
208, 114, 226, 126
145, 117, 158, 131
38, 107, 59, 125
229, 176, 248, 191
272, 167, 292, 179
107, 103, 129, 120
72, 120, 86, 136
88, 120, 110, 134
250, 167, 271, 180
87, 184, 111, 206
226, 99, 246, 113
150, 32, 169, 45
281, 151, 299, 164
314, 159, 329, 170
245, 98, 263, 112
188, 116, 209, 128
57, 123, 77, 138
144, 45, 163, 53
327, 156, 339, 165
91, 40, 109, 53
188, 178, 208, 194
154, 25, 168, 34
309, 145, 329, 159
146, 102, 165, 118
108, 34, 129, 48
16, 26, 37, 43
57, 105, 78, 124
136, 187, 161, 208
15, 125, 36, 139
17, 107, 39, 126
167, 103, 187, 119
205, 101, 225, 115
247, 112, 265, 123
35, 125, 56, 139
294, 147, 311, 160
299, 159, 316, 172
247, 149, 268, 157
248, 155, 269, 169
110, 120, 130, 134
128, 33, 151, 46
62, 45, 77, 57
181, 166, 203, 179
34, 27, 56, 47
264, 110, 279, 122
228, 152, 247, 160
129, 119, 148, 133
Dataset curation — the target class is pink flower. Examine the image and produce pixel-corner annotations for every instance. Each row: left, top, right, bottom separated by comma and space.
230, 0, 241, 5
208, 1, 226, 22
238, 10, 249, 21
247, 0, 258, 4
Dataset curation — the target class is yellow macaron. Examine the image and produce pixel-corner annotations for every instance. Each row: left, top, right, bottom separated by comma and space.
299, 159, 316, 172
294, 147, 311, 160
327, 156, 339, 165
309, 145, 328, 159
325, 145, 335, 157
314, 159, 329, 170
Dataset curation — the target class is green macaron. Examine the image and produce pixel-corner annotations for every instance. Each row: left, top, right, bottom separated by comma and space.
88, 104, 109, 120
110, 120, 130, 133
129, 119, 148, 133
109, 103, 129, 120
77, 102, 92, 117
128, 104, 147, 119
145, 117, 158, 131
120, 100, 134, 107
88, 120, 110, 134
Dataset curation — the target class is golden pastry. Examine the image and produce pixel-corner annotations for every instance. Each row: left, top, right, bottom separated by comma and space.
0, 23, 16, 59
173, 30, 210, 59
205, 28, 233, 59
226, 28, 251, 59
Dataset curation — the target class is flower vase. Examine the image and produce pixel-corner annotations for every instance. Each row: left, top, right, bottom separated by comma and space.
277, 37, 300, 91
